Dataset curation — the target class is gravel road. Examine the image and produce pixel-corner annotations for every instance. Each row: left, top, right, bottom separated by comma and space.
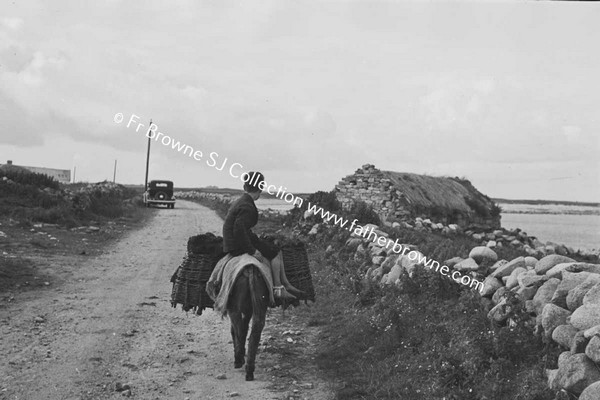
0, 201, 329, 400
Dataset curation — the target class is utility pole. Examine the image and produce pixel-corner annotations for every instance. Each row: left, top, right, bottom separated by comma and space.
144, 120, 152, 191
73, 166, 76, 183
113, 159, 117, 183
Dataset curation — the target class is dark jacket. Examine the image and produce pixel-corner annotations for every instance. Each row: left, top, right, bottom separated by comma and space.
222, 193, 278, 260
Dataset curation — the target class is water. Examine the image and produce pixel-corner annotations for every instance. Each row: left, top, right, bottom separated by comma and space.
501, 213, 600, 253
255, 198, 294, 213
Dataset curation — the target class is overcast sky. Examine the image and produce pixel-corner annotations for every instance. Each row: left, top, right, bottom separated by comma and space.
0, 1, 598, 202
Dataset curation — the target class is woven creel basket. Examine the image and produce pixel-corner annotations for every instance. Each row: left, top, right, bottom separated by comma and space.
170, 233, 224, 314
260, 235, 316, 303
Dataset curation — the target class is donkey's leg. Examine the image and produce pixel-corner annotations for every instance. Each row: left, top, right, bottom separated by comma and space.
245, 266, 268, 381
245, 313, 265, 381
229, 311, 245, 368
239, 312, 251, 366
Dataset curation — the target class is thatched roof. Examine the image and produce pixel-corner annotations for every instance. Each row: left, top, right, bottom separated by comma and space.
383, 171, 488, 214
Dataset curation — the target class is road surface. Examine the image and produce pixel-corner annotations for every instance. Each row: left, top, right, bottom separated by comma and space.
0, 201, 330, 400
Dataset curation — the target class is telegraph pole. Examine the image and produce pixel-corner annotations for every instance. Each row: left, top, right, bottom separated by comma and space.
144, 120, 152, 191
113, 159, 117, 183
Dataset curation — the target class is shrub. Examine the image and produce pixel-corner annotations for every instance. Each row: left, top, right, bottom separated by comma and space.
0, 168, 60, 189
345, 200, 381, 226
303, 190, 342, 213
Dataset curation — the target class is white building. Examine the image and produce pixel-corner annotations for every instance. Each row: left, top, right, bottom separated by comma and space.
0, 160, 71, 183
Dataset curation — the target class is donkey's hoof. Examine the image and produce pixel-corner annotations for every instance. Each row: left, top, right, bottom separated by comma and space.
245, 372, 254, 381
234, 361, 244, 369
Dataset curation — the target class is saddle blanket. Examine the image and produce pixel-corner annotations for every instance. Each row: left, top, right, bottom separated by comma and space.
206, 253, 275, 316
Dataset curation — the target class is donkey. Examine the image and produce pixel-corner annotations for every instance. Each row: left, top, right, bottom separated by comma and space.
226, 264, 270, 381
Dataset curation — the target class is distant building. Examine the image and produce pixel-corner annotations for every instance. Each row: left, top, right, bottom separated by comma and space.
0, 160, 71, 183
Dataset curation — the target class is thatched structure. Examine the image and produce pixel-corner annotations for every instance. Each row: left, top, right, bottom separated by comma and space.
335, 164, 501, 228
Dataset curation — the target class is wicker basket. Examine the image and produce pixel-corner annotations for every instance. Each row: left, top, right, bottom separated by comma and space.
170, 233, 224, 314
260, 235, 316, 304
280, 241, 316, 303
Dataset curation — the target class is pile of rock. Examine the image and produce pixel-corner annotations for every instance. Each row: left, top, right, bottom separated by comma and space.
393, 216, 587, 258
176, 190, 235, 204
479, 253, 600, 397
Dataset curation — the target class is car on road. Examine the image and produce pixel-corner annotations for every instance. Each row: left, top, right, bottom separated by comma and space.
143, 180, 176, 209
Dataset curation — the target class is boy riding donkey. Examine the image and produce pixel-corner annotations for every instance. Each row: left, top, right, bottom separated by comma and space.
207, 171, 303, 306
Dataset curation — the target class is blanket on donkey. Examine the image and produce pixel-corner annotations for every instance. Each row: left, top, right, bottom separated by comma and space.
206, 253, 275, 316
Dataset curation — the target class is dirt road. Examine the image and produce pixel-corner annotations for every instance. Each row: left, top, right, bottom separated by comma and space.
0, 201, 331, 400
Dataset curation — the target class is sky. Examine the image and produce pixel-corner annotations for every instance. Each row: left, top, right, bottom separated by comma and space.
0, 0, 599, 202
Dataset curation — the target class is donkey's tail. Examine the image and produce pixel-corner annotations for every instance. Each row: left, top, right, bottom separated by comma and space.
248, 265, 267, 320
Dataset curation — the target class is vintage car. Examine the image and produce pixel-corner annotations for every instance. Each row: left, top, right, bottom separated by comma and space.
143, 180, 176, 208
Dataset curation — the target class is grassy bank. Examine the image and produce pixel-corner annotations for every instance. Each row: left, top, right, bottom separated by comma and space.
0, 170, 154, 293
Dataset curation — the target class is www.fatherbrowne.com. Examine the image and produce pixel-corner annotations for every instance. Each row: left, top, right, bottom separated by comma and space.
116, 112, 483, 292
305, 204, 484, 292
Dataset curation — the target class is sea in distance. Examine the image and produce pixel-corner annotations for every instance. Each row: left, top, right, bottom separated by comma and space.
255, 198, 599, 254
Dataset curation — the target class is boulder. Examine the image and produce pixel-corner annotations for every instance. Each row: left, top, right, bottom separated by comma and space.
395, 254, 415, 270
481, 276, 504, 297
585, 335, 600, 364
570, 331, 589, 354
518, 273, 548, 289
444, 256, 464, 269
371, 247, 386, 257
580, 381, 600, 400
524, 256, 538, 268
583, 282, 600, 305
571, 304, 600, 330
532, 278, 561, 315
506, 267, 527, 290
547, 262, 581, 280
472, 233, 484, 241
567, 262, 600, 274
380, 254, 399, 274
486, 240, 497, 248
385, 264, 404, 285
551, 271, 594, 309
584, 324, 600, 339
516, 286, 538, 301
372, 256, 385, 265
541, 304, 572, 338
566, 275, 600, 311
535, 255, 575, 274
487, 298, 512, 323
567, 263, 600, 275
370, 266, 383, 282
492, 286, 510, 305
454, 258, 480, 272
490, 259, 507, 272
552, 324, 579, 349
469, 246, 498, 264
492, 257, 526, 279
556, 352, 600, 395
546, 368, 560, 390
525, 300, 536, 313
345, 238, 363, 250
